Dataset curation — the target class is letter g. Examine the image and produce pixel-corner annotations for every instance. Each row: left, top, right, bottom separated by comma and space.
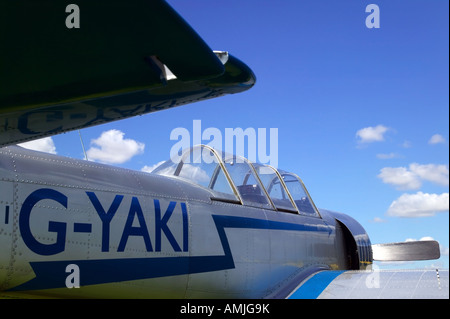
19, 189, 68, 255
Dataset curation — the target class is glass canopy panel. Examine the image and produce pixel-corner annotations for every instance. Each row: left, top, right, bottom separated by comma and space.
154, 145, 322, 214
253, 164, 297, 212
153, 146, 238, 202
151, 159, 177, 176
176, 146, 238, 201
223, 156, 272, 209
280, 172, 319, 217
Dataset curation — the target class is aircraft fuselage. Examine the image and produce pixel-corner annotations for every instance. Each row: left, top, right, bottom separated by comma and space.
0, 146, 372, 298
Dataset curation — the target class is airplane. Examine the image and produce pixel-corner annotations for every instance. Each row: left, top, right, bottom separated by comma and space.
0, 1, 448, 299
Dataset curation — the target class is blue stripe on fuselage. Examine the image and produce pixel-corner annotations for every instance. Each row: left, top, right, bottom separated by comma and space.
11, 215, 331, 291
288, 270, 346, 299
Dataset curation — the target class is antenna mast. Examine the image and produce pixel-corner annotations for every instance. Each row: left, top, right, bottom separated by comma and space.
78, 130, 88, 161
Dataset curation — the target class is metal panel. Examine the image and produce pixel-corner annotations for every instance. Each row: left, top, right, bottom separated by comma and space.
290, 269, 449, 299
0, 181, 14, 291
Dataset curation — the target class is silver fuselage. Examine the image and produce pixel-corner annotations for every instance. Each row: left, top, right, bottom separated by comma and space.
0, 146, 371, 298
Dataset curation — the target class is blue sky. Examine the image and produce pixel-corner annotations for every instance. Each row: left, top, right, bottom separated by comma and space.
20, 0, 448, 269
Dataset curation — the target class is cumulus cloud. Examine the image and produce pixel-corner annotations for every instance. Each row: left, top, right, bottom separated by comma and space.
141, 161, 165, 173
387, 192, 449, 217
428, 134, 446, 145
378, 167, 422, 190
356, 125, 389, 144
378, 163, 449, 190
18, 137, 57, 154
86, 129, 145, 164
178, 164, 210, 184
409, 163, 449, 186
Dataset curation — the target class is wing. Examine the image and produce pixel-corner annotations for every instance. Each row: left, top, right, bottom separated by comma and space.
287, 269, 449, 299
282, 240, 446, 299
0, 0, 255, 147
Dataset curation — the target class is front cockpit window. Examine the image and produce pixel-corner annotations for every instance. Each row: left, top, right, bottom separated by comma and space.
153, 146, 238, 201
151, 159, 177, 176
176, 147, 216, 188
175, 146, 238, 202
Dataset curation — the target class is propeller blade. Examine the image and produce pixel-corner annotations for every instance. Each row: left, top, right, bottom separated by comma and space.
372, 240, 440, 261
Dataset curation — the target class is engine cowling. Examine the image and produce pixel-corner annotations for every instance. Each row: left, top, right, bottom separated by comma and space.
319, 209, 373, 270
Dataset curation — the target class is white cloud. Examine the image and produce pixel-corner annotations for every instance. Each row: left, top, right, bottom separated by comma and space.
370, 217, 387, 223
18, 137, 57, 154
441, 246, 450, 257
419, 236, 435, 241
409, 163, 449, 187
141, 161, 165, 173
378, 166, 422, 190
387, 192, 449, 217
376, 152, 400, 159
428, 134, 446, 145
378, 163, 449, 190
401, 140, 412, 148
178, 164, 210, 184
356, 125, 389, 143
86, 129, 145, 164
405, 236, 435, 242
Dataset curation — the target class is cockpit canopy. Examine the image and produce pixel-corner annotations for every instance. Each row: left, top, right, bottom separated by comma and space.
152, 145, 319, 217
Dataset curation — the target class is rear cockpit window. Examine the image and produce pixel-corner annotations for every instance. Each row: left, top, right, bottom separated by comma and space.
253, 164, 297, 212
223, 156, 273, 209
280, 172, 319, 217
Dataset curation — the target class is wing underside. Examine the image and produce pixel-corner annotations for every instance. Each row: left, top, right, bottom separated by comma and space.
0, 0, 256, 147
